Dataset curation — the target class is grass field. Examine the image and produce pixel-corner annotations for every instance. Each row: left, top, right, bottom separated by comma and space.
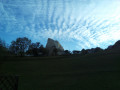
0, 54, 120, 90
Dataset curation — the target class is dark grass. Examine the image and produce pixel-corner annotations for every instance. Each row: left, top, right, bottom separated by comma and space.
0, 54, 120, 90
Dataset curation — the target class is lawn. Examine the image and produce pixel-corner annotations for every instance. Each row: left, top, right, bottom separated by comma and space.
0, 54, 120, 90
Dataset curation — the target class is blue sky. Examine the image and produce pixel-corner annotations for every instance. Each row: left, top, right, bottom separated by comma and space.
0, 0, 120, 51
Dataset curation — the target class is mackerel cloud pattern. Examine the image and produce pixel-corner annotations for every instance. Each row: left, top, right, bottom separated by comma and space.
0, 0, 120, 50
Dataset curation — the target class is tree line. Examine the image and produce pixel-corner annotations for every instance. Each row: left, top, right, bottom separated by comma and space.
0, 37, 48, 57
1, 37, 119, 57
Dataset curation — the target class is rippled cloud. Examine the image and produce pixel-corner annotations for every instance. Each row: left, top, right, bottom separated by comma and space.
0, 0, 120, 50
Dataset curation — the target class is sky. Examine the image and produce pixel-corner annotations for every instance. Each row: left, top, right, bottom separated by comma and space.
0, 0, 120, 51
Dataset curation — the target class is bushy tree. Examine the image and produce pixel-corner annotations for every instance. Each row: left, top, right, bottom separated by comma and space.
72, 50, 81, 54
94, 47, 103, 52
81, 49, 88, 55
27, 42, 41, 56
27, 43, 49, 56
9, 37, 31, 56
64, 50, 71, 55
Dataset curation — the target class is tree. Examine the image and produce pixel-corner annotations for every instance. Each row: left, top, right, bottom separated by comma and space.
0, 39, 8, 57
27, 42, 41, 56
94, 47, 103, 53
27, 44, 49, 56
81, 49, 88, 55
9, 41, 18, 55
9, 37, 31, 56
39, 45, 48, 56
0, 39, 6, 47
64, 50, 71, 55
72, 50, 81, 54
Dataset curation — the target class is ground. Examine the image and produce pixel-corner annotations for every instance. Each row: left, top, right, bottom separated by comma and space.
0, 54, 120, 90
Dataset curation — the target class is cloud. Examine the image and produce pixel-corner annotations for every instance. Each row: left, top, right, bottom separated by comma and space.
1, 0, 120, 50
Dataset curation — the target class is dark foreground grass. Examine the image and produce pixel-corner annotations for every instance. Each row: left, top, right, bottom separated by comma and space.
0, 54, 120, 90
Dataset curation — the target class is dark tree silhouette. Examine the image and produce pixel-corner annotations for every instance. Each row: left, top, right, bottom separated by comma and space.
27, 43, 49, 56
27, 42, 41, 56
72, 50, 81, 54
64, 50, 71, 55
94, 47, 103, 52
9, 37, 31, 56
81, 49, 88, 55
0, 39, 8, 57
0, 39, 6, 47
39, 45, 48, 56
